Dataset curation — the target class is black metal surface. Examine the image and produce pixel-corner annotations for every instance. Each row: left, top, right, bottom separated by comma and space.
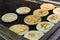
52, 0, 60, 2
0, 36, 5, 40
57, 36, 60, 40
48, 28, 60, 40
0, 0, 60, 40
0, 0, 5, 40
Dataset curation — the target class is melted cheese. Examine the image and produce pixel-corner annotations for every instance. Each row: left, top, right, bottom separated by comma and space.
33, 9, 49, 17
47, 14, 60, 23
24, 15, 41, 25
16, 7, 31, 14
40, 3, 55, 10
1, 13, 18, 22
24, 31, 44, 40
9, 24, 29, 35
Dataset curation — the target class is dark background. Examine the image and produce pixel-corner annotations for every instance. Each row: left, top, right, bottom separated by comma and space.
51, 0, 60, 2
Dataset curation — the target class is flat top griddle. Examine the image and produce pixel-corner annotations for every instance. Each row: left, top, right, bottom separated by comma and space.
0, 0, 60, 40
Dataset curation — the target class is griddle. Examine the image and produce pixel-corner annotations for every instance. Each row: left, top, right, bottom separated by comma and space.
0, 0, 60, 40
